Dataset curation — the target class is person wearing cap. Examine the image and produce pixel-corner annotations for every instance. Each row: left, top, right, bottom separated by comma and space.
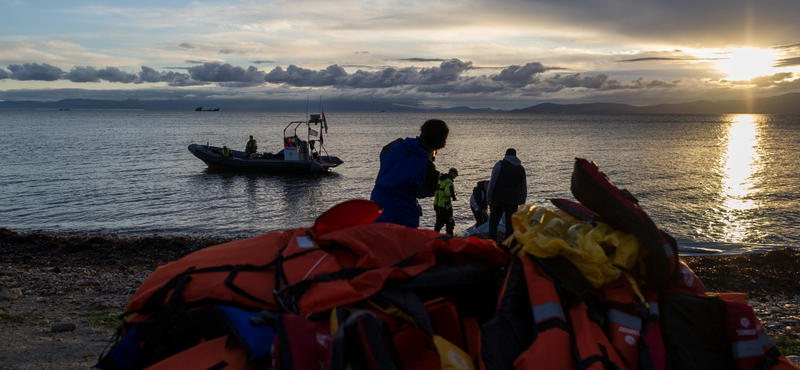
433, 167, 459, 235
487, 148, 527, 243
371, 119, 449, 228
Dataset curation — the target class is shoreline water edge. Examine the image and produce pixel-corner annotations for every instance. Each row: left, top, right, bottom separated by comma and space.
1, 227, 799, 369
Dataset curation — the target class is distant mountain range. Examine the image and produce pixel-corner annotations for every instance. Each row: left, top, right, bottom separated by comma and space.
508, 92, 800, 115
1, 92, 799, 114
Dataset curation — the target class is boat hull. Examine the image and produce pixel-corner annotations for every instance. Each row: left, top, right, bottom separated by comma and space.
188, 144, 342, 174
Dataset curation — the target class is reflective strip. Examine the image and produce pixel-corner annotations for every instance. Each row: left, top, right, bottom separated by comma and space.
758, 331, 773, 348
647, 302, 659, 316
607, 310, 642, 332
732, 338, 766, 359
533, 302, 565, 323
663, 243, 675, 258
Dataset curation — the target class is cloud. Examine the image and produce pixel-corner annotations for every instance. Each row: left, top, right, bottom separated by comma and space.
544, 73, 617, 90
262, 59, 473, 88
619, 57, 691, 63
398, 58, 447, 62
7, 63, 64, 81
264, 64, 348, 86
0, 68, 9, 79
97, 67, 139, 83
187, 62, 266, 86
726, 72, 795, 87
250, 60, 275, 64
138, 66, 163, 83
179, 43, 200, 50
491, 62, 549, 86
774, 57, 800, 68
65, 66, 101, 82
771, 42, 800, 51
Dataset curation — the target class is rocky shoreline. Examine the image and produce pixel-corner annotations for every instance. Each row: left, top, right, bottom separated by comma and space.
1, 228, 799, 369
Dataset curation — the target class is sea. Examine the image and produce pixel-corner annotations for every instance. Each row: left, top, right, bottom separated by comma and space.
1, 110, 798, 255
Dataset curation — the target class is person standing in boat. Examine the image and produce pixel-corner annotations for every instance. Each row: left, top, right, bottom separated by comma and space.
433, 167, 459, 235
245, 136, 258, 158
371, 119, 449, 228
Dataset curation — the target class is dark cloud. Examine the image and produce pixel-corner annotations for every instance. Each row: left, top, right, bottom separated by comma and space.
250, 60, 275, 64
65, 66, 101, 82
164, 72, 210, 87
7, 63, 64, 81
138, 66, 163, 83
0, 69, 8, 79
263, 59, 472, 88
630, 77, 675, 88
398, 58, 447, 62
771, 42, 800, 50
542, 73, 626, 91
63, 65, 197, 85
491, 62, 548, 86
355, 51, 369, 54
774, 57, 800, 68
185, 60, 205, 64
187, 62, 266, 86
219, 49, 235, 54
179, 43, 199, 49
264, 64, 348, 86
619, 57, 688, 62
619, 57, 724, 62
97, 67, 138, 83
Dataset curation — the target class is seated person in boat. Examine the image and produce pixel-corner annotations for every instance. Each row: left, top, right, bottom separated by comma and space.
221, 146, 233, 159
245, 136, 258, 158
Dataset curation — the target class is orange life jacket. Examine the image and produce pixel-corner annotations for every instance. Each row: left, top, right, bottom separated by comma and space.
718, 293, 800, 370
513, 256, 626, 370
123, 198, 509, 317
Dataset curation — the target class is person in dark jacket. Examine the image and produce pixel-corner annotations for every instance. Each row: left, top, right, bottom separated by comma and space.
433, 168, 459, 235
370, 119, 449, 228
244, 135, 258, 158
487, 148, 527, 243
470, 180, 489, 227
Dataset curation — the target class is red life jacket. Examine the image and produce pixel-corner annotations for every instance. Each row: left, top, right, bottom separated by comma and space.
513, 256, 626, 370
123, 200, 509, 321
590, 276, 665, 370
717, 293, 799, 370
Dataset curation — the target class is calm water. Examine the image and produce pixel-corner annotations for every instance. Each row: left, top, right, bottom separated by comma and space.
1, 110, 799, 251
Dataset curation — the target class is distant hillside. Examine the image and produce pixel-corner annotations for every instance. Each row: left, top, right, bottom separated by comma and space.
1, 93, 799, 114
0, 98, 496, 113
510, 92, 800, 115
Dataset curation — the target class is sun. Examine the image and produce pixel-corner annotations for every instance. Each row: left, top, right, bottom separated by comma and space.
716, 48, 776, 81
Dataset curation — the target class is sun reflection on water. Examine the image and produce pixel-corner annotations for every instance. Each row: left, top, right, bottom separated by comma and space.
717, 114, 763, 242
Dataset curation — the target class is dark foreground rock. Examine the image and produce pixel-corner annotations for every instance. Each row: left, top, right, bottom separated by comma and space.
1, 228, 798, 369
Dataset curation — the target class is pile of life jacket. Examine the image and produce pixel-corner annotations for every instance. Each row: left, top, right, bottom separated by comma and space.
97, 159, 799, 370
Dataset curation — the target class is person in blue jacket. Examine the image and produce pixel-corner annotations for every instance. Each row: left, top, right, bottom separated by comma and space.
370, 119, 449, 228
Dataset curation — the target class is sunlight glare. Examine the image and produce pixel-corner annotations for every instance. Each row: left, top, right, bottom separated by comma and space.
716, 48, 776, 81
718, 114, 763, 242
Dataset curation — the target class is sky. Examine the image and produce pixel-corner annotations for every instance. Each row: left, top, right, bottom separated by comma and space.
1, 0, 800, 109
